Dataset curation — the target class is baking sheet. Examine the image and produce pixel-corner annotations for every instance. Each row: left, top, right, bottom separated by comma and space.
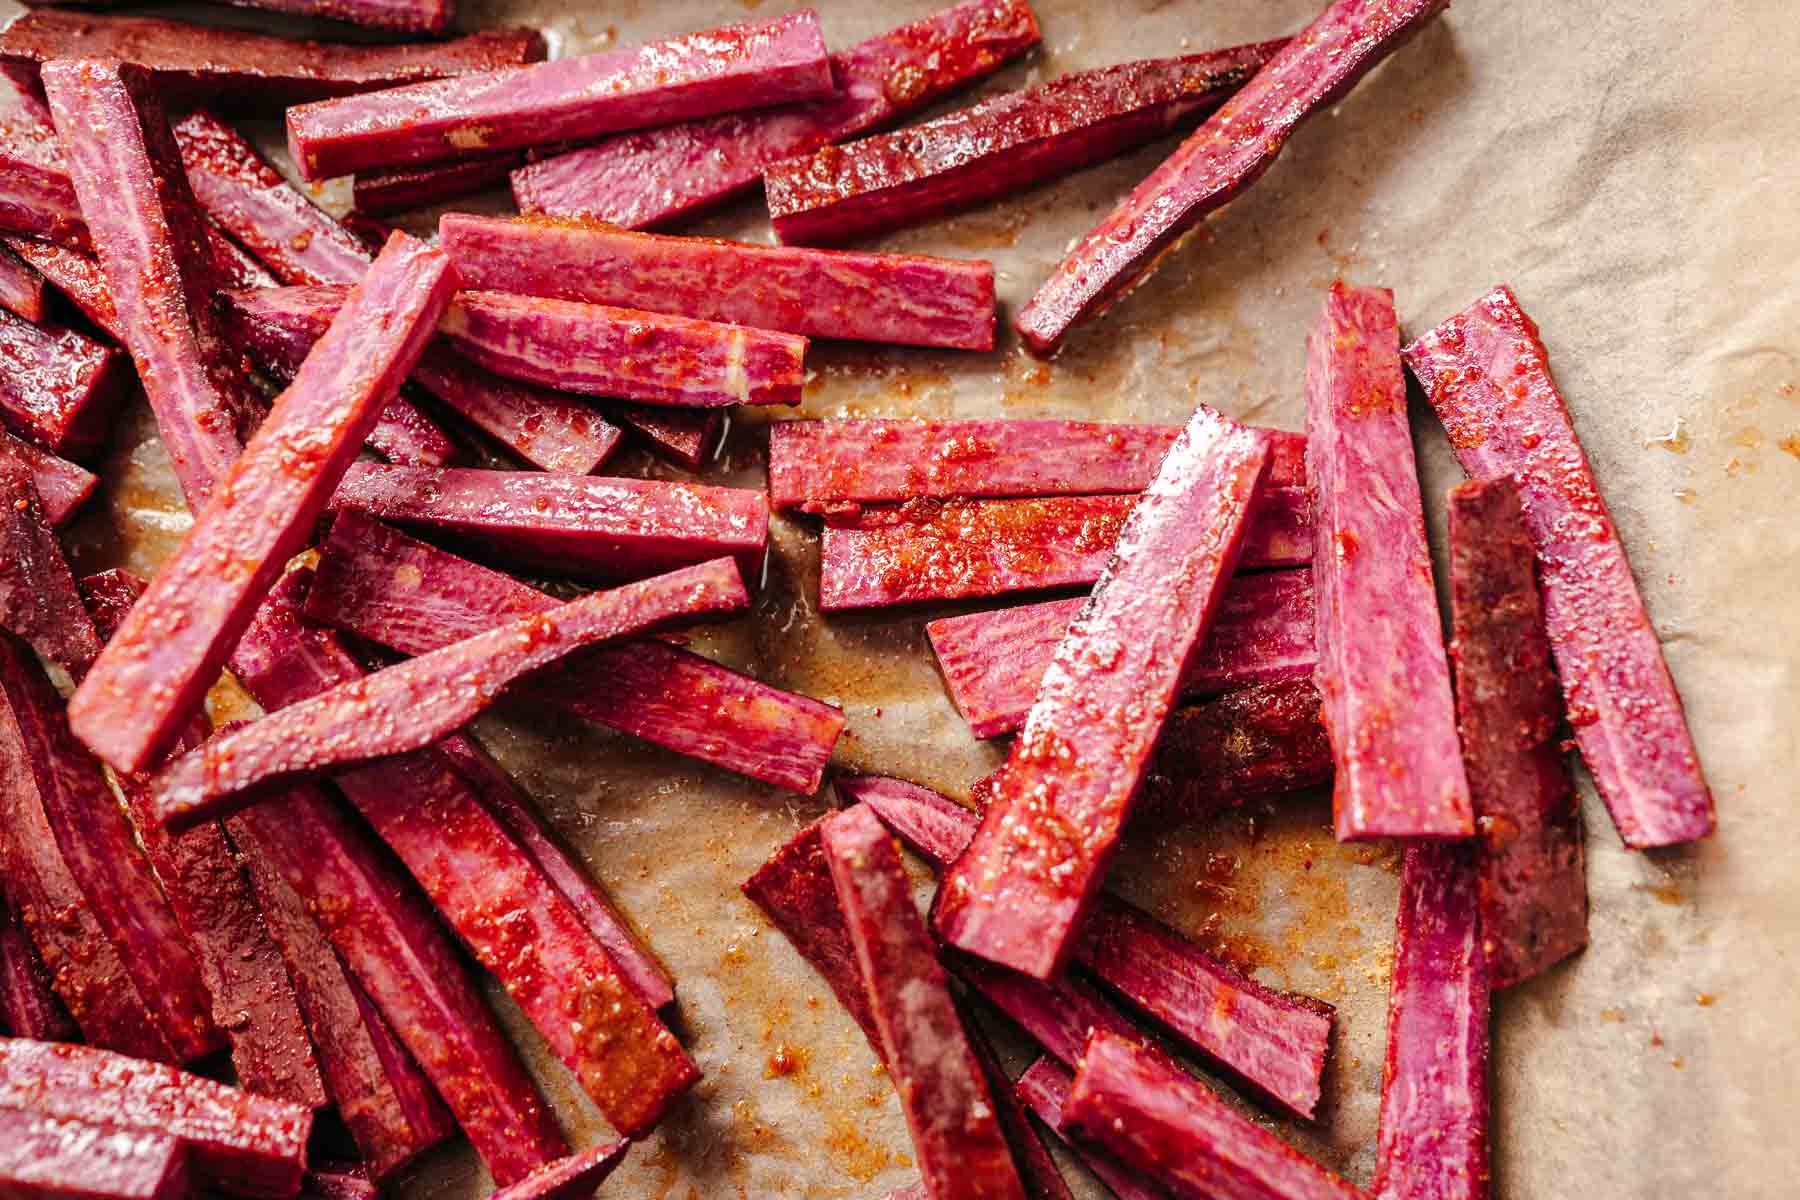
22, 0, 1800, 1195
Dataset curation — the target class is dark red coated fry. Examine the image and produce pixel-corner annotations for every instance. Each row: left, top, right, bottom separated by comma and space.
308, 512, 840, 793
0, 308, 125, 460
511, 0, 1040, 229
154, 558, 748, 827
435, 734, 675, 1010
1064, 1032, 1361, 1200
229, 821, 456, 1179
356, 154, 523, 216
0, 13, 545, 110
1405, 284, 1714, 848
767, 44, 1284, 246
4, 430, 96, 526
228, 787, 567, 1186
328, 463, 770, 583
0, 1110, 190, 1200
0, 637, 222, 1065
818, 487, 1308, 611
1444, 477, 1587, 985
0, 1038, 312, 1198
0, 893, 76, 1042
0, 443, 100, 674
40, 60, 261, 509
1, 240, 120, 339
1371, 844, 1490, 1200
927, 568, 1316, 739
618, 405, 724, 470
221, 284, 621, 475
441, 216, 996, 351
959, 999, 1077, 1200
1015, 0, 1448, 356
286, 11, 834, 181
820, 805, 1027, 1200
936, 408, 1273, 979
1014, 1058, 1164, 1200
0, 70, 84, 249
69, 233, 456, 776
0, 242, 46, 322
488, 1142, 630, 1200
441, 289, 808, 409
217, 0, 450, 35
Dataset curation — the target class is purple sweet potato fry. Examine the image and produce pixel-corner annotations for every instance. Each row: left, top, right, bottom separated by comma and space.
0, 307, 125, 460
1014, 1058, 1165, 1200
3, 430, 96, 526
0, 442, 100, 674
0, 1110, 190, 1200
960, 1002, 1077, 1200
0, 892, 76, 1043
356, 154, 524, 216
488, 1142, 630, 1200
0, 241, 46, 322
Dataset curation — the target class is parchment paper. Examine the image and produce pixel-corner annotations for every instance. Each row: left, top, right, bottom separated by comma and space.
21, 0, 1800, 1195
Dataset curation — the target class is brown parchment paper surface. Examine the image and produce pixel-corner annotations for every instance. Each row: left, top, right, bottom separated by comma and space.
22, 0, 1800, 1195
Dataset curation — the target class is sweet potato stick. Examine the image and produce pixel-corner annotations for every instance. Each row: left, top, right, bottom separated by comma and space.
440, 216, 997, 351
223, 0, 451, 35
489, 1143, 630, 1200
767, 44, 1284, 246
0, 637, 223, 1065
0, 1039, 313, 1199
842, 774, 1334, 1121
1405, 285, 1714, 848
821, 805, 1027, 1200
2, 239, 120, 339
0, 444, 100, 674
1371, 845, 1490, 1200
5, 430, 96, 526
0, 894, 76, 1042
308, 512, 840, 793
286, 11, 834, 181
154, 558, 748, 827
435, 734, 675, 1010
936, 408, 1272, 980
229, 787, 568, 1185
770, 420, 1307, 512
0, 71, 83, 250
621, 405, 725, 469
441, 289, 808, 408
0, 307, 126, 460
512, 0, 1040, 228
357, 155, 523, 216
81, 570, 328, 1110
928, 569, 1316, 739
221, 284, 622, 475
69, 233, 456, 776
1015, 0, 1449, 356
0, 242, 45, 322
819, 487, 1309, 611
40, 60, 263, 509
960, 1002, 1076, 1200
1014, 1058, 1164, 1200
1444, 478, 1587, 985
1306, 283, 1471, 840
328, 463, 770, 583
0, 1111, 190, 1200
1065, 1033, 1361, 1200
0, 13, 546, 111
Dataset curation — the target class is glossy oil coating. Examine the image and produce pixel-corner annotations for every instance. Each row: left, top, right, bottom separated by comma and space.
2, 431, 95, 527
153, 558, 749, 827
1371, 844, 1490, 1200
512, 0, 1040, 229
441, 215, 996, 350
221, 284, 622, 475
0, 1110, 189, 1200
0, 893, 76, 1042
68, 233, 457, 776
1015, 0, 1449, 356
328, 462, 770, 583
1014, 1058, 1163, 1200
934, 406, 1272, 979
222, 793, 569, 1187
1405, 284, 1714, 849
0, 443, 100, 674
1445, 477, 1587, 987
0, 13, 545, 110
441, 288, 808, 408
767, 42, 1284, 246
0, 307, 124, 461
819, 486, 1308, 610
0, 637, 222, 1066
228, 825, 457, 1179
927, 567, 1316, 739
308, 511, 841, 793
843, 774, 1334, 1121
0, 242, 45, 322
820, 805, 1027, 1200
286, 10, 834, 181
488, 1142, 630, 1200
1065, 1032, 1361, 1200
1307, 282, 1471, 841
0, 1038, 312, 1199
769, 419, 1310, 511
39, 60, 262, 510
